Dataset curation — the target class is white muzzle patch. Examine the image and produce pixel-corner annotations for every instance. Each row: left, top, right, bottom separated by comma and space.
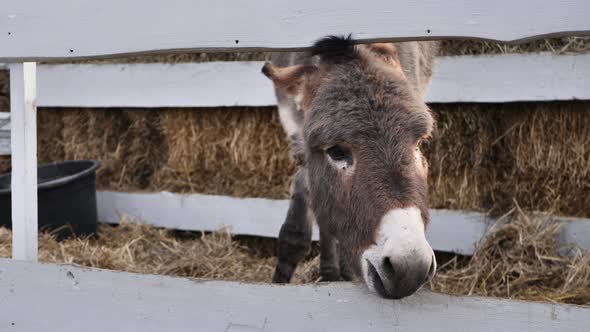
361, 207, 435, 297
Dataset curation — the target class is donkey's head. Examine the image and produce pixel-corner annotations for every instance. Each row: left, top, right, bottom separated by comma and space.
263, 36, 436, 299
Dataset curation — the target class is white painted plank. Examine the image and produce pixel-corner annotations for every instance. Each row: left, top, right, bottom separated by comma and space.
426, 209, 492, 255
429, 53, 590, 103
556, 215, 590, 250
96, 191, 590, 255
97, 190, 315, 238
0, 259, 588, 332
9, 63, 38, 261
37, 62, 274, 108
1, 0, 589, 61
24, 53, 590, 108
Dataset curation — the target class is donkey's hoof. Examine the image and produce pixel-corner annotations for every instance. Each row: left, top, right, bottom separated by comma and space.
272, 272, 290, 284
319, 268, 341, 282
272, 263, 296, 283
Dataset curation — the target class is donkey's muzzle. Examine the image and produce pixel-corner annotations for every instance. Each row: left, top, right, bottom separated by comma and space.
361, 207, 436, 299
365, 254, 435, 299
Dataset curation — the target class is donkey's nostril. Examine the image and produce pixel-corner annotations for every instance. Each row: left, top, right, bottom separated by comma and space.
366, 260, 388, 298
381, 257, 396, 281
365, 256, 432, 299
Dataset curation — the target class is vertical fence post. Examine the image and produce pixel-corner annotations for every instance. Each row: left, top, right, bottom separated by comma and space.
10, 62, 38, 261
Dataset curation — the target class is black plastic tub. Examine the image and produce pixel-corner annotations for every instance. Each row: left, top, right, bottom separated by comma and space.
0, 160, 100, 239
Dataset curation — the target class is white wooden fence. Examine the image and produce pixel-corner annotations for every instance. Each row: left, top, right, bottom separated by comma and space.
2, 52, 589, 155
2, 258, 589, 332
97, 191, 590, 255
1, 52, 589, 156
1, 52, 589, 111
1, 55, 589, 252
0, 54, 589, 253
1, 0, 589, 329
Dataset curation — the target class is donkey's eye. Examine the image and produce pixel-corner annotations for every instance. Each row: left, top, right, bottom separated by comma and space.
325, 145, 353, 165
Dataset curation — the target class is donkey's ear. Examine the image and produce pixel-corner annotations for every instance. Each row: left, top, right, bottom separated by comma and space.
366, 43, 400, 63
261, 63, 317, 96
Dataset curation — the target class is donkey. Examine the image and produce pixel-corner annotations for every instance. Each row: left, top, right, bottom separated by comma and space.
262, 35, 438, 299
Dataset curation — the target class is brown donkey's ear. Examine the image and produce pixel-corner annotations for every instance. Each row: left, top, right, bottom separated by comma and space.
366, 43, 401, 64
364, 43, 406, 77
261, 63, 317, 96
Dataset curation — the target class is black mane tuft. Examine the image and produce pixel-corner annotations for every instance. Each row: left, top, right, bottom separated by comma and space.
310, 34, 356, 63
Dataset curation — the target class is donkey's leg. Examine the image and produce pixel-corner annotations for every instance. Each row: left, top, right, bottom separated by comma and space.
272, 169, 312, 283
319, 231, 355, 281
339, 253, 355, 281
319, 230, 341, 281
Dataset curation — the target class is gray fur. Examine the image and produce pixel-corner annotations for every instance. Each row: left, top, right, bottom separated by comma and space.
267, 39, 439, 298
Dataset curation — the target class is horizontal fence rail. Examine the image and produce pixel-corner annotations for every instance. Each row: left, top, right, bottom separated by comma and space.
18, 53, 590, 106
1, 0, 589, 61
97, 191, 590, 255
1, 53, 589, 155
1, 259, 588, 332
428, 53, 590, 103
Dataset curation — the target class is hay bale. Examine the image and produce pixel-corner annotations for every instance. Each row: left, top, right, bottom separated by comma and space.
495, 102, 590, 217
34, 108, 292, 197
425, 104, 503, 213
37, 110, 65, 162
152, 107, 294, 198
0, 109, 66, 174
3, 103, 590, 218
2, 107, 294, 196
59, 108, 166, 190
425, 101, 590, 217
